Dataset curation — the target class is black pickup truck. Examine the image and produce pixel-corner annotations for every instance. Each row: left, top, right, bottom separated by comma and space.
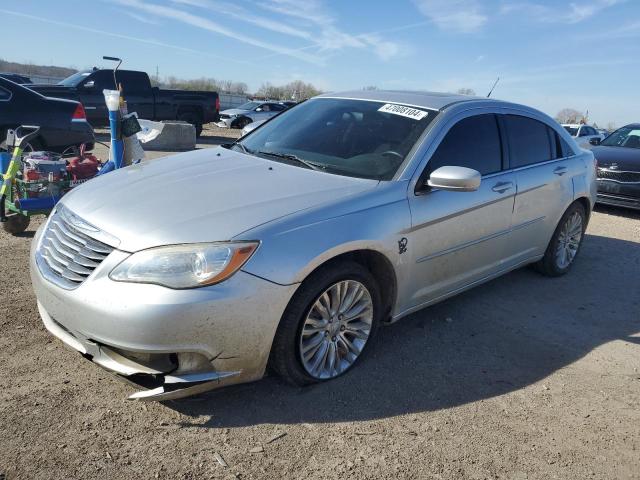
28, 69, 219, 136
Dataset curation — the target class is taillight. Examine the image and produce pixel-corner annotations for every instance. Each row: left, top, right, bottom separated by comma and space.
215, 97, 220, 112
72, 103, 86, 121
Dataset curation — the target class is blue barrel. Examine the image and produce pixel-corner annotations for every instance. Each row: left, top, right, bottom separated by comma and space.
0, 152, 11, 175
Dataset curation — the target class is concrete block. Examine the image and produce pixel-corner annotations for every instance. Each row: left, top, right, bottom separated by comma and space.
142, 121, 196, 151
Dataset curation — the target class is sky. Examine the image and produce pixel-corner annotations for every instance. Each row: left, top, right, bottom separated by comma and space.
1, 0, 639, 127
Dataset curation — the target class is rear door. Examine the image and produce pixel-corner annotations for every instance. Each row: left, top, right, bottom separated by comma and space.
503, 114, 575, 264
406, 113, 516, 308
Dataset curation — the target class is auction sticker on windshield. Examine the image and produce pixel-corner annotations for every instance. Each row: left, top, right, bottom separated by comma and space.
378, 104, 429, 120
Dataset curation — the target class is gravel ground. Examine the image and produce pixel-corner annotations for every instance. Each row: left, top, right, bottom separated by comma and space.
0, 135, 639, 479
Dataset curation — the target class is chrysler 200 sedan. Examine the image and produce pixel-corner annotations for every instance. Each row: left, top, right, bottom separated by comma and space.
30, 91, 597, 401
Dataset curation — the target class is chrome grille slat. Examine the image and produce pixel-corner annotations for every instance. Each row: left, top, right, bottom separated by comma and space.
36, 206, 116, 290
597, 168, 640, 183
48, 224, 108, 261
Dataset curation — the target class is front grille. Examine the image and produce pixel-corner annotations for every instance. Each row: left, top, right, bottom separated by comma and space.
597, 168, 640, 183
37, 207, 115, 289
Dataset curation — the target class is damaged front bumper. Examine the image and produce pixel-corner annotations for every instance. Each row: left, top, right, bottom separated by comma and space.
39, 302, 241, 401
30, 224, 299, 401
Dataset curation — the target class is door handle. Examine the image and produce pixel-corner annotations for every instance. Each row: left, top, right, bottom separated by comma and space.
554, 166, 568, 176
492, 181, 513, 193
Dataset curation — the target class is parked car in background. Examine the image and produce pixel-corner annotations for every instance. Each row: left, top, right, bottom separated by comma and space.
0, 77, 94, 153
217, 100, 288, 129
597, 128, 609, 137
31, 90, 596, 400
0, 73, 32, 84
562, 124, 604, 148
28, 69, 219, 136
241, 119, 266, 136
591, 123, 640, 210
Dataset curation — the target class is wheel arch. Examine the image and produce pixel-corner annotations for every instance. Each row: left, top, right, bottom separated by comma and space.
294, 248, 398, 322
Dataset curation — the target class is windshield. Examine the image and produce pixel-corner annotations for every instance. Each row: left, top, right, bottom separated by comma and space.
58, 71, 91, 87
238, 101, 262, 110
563, 126, 578, 136
601, 126, 640, 149
238, 98, 436, 180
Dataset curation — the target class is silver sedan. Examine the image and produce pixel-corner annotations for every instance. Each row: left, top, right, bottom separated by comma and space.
31, 90, 596, 400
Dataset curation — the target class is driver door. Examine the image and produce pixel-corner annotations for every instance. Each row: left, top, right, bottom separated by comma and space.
405, 113, 516, 309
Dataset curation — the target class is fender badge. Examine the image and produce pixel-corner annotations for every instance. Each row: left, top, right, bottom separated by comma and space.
398, 237, 408, 254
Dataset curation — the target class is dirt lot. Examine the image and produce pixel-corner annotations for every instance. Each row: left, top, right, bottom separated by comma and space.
0, 131, 639, 479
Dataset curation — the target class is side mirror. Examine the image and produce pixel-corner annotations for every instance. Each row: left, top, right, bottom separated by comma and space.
427, 166, 481, 192
589, 137, 601, 146
255, 107, 263, 112
83, 80, 95, 89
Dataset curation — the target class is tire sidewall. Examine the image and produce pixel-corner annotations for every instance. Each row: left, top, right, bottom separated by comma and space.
271, 261, 382, 386
546, 203, 587, 275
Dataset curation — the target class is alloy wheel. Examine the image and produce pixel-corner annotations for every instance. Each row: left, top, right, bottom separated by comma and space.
555, 211, 583, 269
298, 280, 373, 380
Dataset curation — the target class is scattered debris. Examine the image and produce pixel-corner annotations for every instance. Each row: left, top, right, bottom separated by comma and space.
266, 432, 287, 444
106, 451, 112, 460
214, 452, 228, 468
542, 385, 550, 391
249, 445, 264, 453
355, 431, 376, 436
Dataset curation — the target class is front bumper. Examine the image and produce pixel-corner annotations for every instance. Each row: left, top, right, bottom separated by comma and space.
216, 117, 234, 128
30, 225, 298, 400
596, 179, 640, 210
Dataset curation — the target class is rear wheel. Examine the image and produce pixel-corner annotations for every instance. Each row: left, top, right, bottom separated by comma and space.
270, 261, 381, 386
177, 111, 203, 137
2, 213, 30, 235
534, 202, 586, 276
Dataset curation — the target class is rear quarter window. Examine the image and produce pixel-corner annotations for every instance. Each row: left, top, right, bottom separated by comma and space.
504, 115, 555, 168
0, 86, 11, 101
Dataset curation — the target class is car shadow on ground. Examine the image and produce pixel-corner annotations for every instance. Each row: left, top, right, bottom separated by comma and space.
167, 233, 640, 427
594, 204, 640, 220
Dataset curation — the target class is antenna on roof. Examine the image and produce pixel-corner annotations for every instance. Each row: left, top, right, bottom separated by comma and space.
487, 77, 500, 98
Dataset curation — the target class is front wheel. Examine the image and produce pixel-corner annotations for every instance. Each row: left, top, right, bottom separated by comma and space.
2, 213, 30, 235
270, 261, 381, 386
534, 202, 587, 276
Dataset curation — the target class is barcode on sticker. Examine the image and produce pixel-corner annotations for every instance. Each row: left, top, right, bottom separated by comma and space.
378, 104, 429, 120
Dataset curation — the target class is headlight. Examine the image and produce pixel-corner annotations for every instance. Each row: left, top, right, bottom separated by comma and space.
109, 242, 259, 289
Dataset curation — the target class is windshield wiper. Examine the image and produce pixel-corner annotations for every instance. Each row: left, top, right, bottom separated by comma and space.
257, 150, 325, 171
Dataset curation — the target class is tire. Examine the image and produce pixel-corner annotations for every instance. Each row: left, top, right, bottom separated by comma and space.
236, 117, 251, 130
533, 202, 587, 277
270, 261, 382, 386
2, 213, 30, 235
177, 111, 203, 137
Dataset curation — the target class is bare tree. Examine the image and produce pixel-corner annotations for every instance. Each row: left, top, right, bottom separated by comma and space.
456, 88, 476, 96
555, 108, 584, 124
606, 122, 617, 132
362, 85, 378, 90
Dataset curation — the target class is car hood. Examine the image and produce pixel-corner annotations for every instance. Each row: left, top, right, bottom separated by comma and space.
61, 148, 378, 252
591, 145, 640, 170
220, 108, 250, 116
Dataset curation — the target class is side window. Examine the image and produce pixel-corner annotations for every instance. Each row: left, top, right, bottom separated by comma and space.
270, 103, 286, 112
427, 114, 502, 176
0, 86, 11, 101
504, 115, 554, 168
117, 71, 147, 94
87, 71, 114, 90
559, 136, 575, 157
579, 127, 590, 137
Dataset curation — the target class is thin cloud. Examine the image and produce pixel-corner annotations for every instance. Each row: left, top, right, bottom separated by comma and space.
171, 0, 313, 40
411, 0, 487, 33
0, 8, 241, 64
255, 0, 402, 60
113, 0, 324, 65
500, 0, 625, 24
121, 10, 161, 25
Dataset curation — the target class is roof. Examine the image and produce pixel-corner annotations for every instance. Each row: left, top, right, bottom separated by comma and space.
316, 89, 495, 111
